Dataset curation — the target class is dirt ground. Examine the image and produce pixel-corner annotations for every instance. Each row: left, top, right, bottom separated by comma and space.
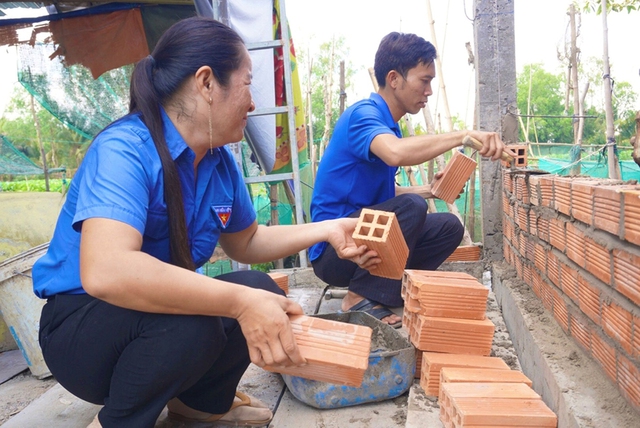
0, 371, 57, 425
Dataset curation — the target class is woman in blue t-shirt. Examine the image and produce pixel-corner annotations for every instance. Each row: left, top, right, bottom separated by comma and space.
33, 17, 371, 428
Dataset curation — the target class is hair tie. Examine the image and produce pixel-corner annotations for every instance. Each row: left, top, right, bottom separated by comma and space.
148, 55, 156, 67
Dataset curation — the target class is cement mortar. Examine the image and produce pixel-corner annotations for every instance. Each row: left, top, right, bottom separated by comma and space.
492, 262, 640, 428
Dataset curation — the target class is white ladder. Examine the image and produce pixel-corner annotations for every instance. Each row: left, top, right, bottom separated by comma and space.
210, 0, 308, 268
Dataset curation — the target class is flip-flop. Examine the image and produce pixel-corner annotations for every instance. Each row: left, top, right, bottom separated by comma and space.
345, 298, 402, 329
167, 391, 272, 427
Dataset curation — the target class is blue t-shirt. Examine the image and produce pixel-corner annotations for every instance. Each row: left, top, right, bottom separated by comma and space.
309, 93, 402, 261
33, 110, 256, 298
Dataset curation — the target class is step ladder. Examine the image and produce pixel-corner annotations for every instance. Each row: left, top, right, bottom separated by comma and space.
208, 0, 308, 268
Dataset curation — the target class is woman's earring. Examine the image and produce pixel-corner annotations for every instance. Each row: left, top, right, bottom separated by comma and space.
208, 97, 213, 155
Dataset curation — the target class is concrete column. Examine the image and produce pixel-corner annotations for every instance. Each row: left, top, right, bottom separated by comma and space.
473, 0, 518, 261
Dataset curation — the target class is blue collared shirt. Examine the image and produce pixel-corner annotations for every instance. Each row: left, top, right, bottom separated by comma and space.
309, 93, 401, 261
33, 110, 255, 298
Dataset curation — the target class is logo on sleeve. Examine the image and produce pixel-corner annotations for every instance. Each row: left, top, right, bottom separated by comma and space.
213, 206, 232, 228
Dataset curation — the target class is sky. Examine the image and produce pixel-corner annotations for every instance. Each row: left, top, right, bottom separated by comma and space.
286, 0, 640, 128
0, 1, 639, 127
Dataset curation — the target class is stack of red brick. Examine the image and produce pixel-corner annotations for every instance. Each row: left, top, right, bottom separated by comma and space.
402, 269, 557, 427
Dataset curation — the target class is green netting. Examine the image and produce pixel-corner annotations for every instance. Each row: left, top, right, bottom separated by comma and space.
0, 134, 43, 175
17, 44, 130, 140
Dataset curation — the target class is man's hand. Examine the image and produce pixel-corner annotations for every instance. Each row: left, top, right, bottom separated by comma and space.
467, 131, 516, 161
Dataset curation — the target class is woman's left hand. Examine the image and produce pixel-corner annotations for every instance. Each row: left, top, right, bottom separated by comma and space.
326, 218, 381, 270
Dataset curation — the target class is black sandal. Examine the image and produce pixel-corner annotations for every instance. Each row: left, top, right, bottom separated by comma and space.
345, 298, 402, 328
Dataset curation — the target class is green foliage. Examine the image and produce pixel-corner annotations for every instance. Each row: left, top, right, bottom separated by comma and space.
298, 37, 356, 154
0, 178, 69, 192
250, 262, 275, 273
580, 0, 640, 13
517, 64, 573, 143
517, 62, 638, 145
0, 85, 90, 172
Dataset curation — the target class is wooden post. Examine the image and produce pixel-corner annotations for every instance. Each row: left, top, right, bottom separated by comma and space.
339, 60, 346, 115
270, 184, 284, 269
569, 4, 583, 176
30, 94, 49, 191
319, 38, 335, 159
307, 53, 316, 180
600, 0, 621, 179
425, 0, 453, 132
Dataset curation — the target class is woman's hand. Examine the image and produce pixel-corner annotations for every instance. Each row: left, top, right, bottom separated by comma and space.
326, 218, 381, 270
235, 288, 307, 368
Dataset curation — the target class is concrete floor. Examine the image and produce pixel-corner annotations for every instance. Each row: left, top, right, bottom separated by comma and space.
1, 264, 639, 427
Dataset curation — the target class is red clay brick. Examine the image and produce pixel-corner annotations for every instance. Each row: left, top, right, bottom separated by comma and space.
623, 190, 640, 246
432, 151, 478, 204
537, 216, 550, 244
440, 367, 532, 387
547, 249, 560, 287
570, 312, 592, 352
552, 288, 569, 333
591, 331, 617, 382
503, 170, 514, 194
539, 175, 555, 208
267, 272, 289, 295
444, 245, 482, 262
517, 203, 529, 233
593, 185, 635, 236
613, 249, 640, 306
534, 243, 546, 274
633, 314, 640, 359
602, 301, 633, 354
565, 222, 586, 268
584, 237, 612, 286
559, 262, 579, 304
618, 354, 640, 409
353, 208, 408, 280
549, 217, 565, 252
448, 397, 557, 427
516, 174, 530, 205
577, 274, 601, 324
570, 180, 595, 225
529, 209, 538, 235
541, 280, 555, 312
263, 315, 372, 387
419, 352, 510, 397
553, 176, 572, 216
411, 316, 495, 356
529, 175, 541, 206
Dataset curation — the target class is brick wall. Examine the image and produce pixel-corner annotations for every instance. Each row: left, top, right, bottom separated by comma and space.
502, 171, 640, 411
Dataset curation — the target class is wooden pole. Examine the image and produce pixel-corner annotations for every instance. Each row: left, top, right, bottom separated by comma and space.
339, 60, 346, 115
270, 184, 284, 269
307, 53, 316, 180
569, 4, 582, 175
600, 0, 621, 179
425, 0, 453, 132
319, 38, 336, 159
30, 94, 49, 191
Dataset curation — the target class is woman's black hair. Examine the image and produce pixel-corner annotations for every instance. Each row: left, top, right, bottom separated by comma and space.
129, 17, 245, 270
374, 32, 437, 89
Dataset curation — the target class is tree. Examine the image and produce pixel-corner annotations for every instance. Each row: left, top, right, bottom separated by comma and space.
0, 85, 90, 173
581, 0, 640, 13
298, 36, 356, 160
516, 64, 573, 143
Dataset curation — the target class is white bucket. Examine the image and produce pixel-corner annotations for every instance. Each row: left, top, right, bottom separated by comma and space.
0, 243, 50, 379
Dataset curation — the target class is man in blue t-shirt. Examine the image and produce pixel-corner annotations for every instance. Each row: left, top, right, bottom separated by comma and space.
310, 32, 511, 328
